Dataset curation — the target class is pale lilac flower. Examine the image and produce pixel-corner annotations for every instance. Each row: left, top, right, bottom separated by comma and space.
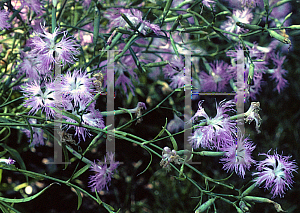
0, 158, 15, 165
170, 72, 190, 89
220, 131, 256, 178
0, 9, 10, 30
221, 8, 253, 35
62, 69, 94, 107
160, 147, 182, 171
189, 100, 237, 150
269, 52, 288, 93
21, 80, 57, 119
227, 44, 267, 101
199, 61, 231, 92
21, 0, 44, 16
252, 150, 298, 198
163, 56, 189, 89
22, 119, 46, 146
88, 152, 119, 192
28, 25, 80, 71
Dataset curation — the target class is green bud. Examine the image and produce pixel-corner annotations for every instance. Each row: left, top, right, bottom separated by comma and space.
243, 196, 272, 203
268, 30, 291, 44
195, 198, 216, 213
53, 0, 57, 7
247, 63, 254, 85
143, 61, 169, 68
236, 22, 262, 31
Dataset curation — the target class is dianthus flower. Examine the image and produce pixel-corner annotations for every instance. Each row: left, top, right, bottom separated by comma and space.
21, 80, 57, 119
21, 0, 44, 16
0, 9, 10, 30
199, 60, 231, 92
269, 52, 288, 93
28, 25, 80, 72
61, 69, 94, 107
252, 150, 298, 198
189, 100, 237, 150
88, 152, 119, 192
220, 131, 256, 178
221, 8, 253, 35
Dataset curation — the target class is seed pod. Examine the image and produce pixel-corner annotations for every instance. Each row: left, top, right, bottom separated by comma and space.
247, 63, 254, 85
268, 29, 291, 44
236, 22, 262, 31
195, 198, 216, 213
143, 61, 169, 68
243, 196, 272, 203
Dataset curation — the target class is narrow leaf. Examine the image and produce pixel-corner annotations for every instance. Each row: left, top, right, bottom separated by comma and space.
74, 188, 83, 210
71, 164, 91, 180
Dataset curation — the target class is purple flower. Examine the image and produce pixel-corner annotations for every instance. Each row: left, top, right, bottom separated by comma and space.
199, 60, 231, 92
62, 69, 94, 107
220, 131, 256, 178
0, 9, 10, 30
21, 0, 44, 16
28, 25, 80, 71
252, 150, 298, 198
221, 8, 253, 35
269, 52, 288, 93
21, 80, 57, 119
0, 157, 15, 165
88, 152, 119, 192
189, 100, 237, 150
